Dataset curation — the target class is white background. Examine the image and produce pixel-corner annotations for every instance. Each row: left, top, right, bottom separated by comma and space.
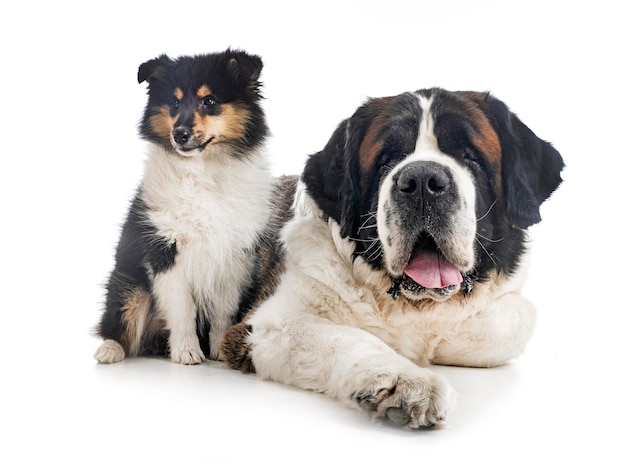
1, 1, 624, 463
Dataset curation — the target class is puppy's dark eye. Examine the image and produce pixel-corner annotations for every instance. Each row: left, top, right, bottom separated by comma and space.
202, 96, 216, 107
172, 99, 181, 109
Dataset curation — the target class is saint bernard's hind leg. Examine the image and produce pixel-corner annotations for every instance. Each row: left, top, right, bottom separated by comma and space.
237, 299, 455, 429
433, 293, 537, 368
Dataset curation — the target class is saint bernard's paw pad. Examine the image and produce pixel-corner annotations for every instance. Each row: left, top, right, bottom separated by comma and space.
354, 370, 455, 429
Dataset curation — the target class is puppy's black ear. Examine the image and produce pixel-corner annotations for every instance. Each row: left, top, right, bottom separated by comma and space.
303, 104, 371, 238
225, 49, 264, 92
483, 94, 565, 229
137, 54, 174, 84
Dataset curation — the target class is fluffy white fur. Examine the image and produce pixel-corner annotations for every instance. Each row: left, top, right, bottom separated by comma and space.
244, 174, 536, 427
95, 143, 272, 364
142, 144, 272, 363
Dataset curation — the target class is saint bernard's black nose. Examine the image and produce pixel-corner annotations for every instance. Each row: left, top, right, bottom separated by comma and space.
393, 161, 453, 203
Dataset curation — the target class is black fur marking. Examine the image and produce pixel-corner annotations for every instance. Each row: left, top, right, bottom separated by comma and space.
119, 191, 177, 278
387, 277, 403, 300
475, 94, 564, 229
96, 190, 176, 351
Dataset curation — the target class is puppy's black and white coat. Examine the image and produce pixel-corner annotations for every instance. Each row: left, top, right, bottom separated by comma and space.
94, 50, 273, 364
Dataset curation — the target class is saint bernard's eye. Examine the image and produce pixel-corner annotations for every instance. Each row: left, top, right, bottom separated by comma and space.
463, 148, 480, 164
376, 151, 405, 179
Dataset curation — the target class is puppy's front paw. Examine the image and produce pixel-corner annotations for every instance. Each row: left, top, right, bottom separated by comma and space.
170, 346, 206, 365
353, 368, 455, 429
94, 339, 125, 364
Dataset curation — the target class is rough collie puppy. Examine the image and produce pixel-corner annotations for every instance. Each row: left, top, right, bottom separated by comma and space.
94, 49, 273, 364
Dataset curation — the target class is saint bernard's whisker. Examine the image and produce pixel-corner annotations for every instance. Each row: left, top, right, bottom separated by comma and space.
475, 236, 498, 266
476, 233, 504, 243
363, 239, 381, 255
476, 199, 498, 222
352, 237, 378, 243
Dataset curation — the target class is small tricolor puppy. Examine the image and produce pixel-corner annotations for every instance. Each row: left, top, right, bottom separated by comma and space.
94, 49, 274, 364
221, 88, 564, 429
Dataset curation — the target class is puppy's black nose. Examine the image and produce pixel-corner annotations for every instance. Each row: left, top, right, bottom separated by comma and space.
395, 161, 451, 200
173, 128, 191, 145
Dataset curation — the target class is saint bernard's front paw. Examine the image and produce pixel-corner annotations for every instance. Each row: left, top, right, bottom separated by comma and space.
353, 367, 455, 429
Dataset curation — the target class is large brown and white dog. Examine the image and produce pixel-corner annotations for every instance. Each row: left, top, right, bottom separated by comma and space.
222, 88, 564, 429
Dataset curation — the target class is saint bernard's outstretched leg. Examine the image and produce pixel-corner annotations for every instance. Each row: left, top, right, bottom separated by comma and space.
225, 296, 456, 429
433, 293, 537, 368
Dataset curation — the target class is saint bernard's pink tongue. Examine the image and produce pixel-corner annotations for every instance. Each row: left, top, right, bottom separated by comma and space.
404, 250, 463, 289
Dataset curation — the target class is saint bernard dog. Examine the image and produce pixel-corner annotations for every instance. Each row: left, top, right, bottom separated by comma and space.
221, 87, 564, 429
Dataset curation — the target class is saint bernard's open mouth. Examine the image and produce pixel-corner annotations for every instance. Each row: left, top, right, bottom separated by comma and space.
403, 233, 463, 289
388, 233, 472, 301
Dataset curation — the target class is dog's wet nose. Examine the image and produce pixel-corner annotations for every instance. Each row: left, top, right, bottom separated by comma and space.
173, 128, 191, 145
395, 161, 451, 200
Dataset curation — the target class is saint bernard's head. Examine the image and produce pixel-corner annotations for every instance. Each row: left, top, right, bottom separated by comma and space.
303, 88, 564, 302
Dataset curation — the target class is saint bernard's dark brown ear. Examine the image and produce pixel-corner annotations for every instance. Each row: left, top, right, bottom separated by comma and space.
482, 94, 565, 229
303, 103, 373, 238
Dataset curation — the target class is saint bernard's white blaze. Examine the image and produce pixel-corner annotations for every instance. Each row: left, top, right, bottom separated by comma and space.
376, 93, 477, 274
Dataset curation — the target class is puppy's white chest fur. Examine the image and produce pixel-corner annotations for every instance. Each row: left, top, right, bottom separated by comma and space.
143, 147, 271, 236
142, 146, 271, 247
140, 145, 272, 358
